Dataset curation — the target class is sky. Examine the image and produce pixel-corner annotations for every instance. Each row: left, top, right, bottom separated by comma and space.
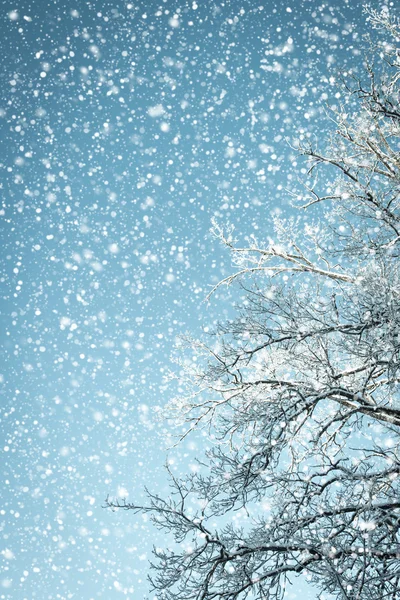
0, 0, 376, 598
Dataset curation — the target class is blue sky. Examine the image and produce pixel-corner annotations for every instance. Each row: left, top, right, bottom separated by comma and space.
0, 0, 371, 597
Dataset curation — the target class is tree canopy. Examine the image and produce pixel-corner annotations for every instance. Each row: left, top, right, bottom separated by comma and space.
107, 8, 400, 599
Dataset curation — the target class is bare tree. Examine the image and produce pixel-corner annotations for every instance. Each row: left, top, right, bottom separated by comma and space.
106, 8, 400, 600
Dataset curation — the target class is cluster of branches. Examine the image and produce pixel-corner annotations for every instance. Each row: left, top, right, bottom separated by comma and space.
106, 7, 400, 600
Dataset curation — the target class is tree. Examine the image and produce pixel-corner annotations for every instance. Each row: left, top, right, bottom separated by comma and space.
106, 8, 400, 600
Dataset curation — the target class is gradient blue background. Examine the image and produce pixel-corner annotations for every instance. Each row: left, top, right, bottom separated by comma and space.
0, 0, 370, 597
